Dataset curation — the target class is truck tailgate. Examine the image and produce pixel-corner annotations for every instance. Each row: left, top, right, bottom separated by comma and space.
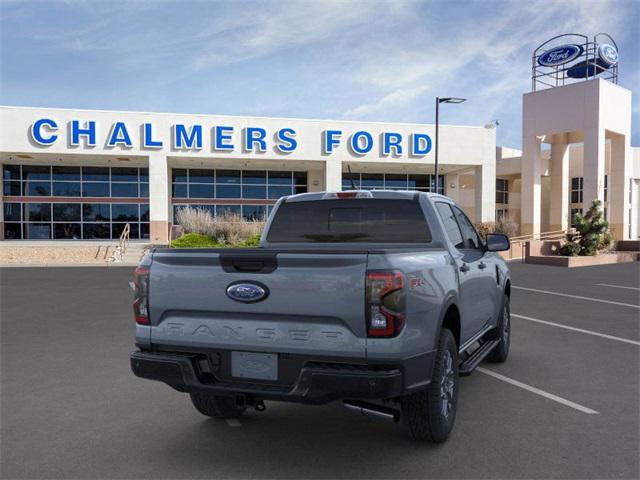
148, 249, 368, 358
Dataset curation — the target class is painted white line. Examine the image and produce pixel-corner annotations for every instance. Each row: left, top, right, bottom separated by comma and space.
512, 313, 640, 347
226, 418, 241, 427
513, 285, 640, 309
596, 283, 640, 291
476, 367, 599, 415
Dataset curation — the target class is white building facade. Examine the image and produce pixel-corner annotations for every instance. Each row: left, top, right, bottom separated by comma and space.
0, 106, 496, 244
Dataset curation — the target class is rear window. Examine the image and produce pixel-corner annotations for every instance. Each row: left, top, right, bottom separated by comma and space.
266, 198, 431, 243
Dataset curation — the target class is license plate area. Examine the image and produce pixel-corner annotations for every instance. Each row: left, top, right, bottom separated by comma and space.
231, 351, 278, 381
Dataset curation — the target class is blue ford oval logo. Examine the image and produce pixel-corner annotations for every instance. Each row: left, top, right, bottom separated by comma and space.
226, 282, 269, 303
538, 44, 583, 67
598, 44, 618, 66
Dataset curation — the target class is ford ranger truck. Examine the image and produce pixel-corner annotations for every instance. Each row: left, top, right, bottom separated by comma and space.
130, 190, 511, 442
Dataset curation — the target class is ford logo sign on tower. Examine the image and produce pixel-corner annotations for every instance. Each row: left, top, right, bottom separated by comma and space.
537, 44, 583, 67
598, 43, 618, 66
226, 282, 269, 303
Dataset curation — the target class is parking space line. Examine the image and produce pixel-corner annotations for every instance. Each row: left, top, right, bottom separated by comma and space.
513, 285, 640, 309
512, 313, 640, 347
476, 367, 599, 415
226, 419, 242, 427
596, 283, 640, 291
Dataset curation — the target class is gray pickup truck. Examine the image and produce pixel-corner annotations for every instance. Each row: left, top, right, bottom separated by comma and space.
131, 190, 511, 442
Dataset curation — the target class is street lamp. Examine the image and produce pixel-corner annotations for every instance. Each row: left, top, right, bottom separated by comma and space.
435, 97, 466, 193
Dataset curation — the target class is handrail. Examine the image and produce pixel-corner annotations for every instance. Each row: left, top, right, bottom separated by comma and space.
106, 223, 131, 263
511, 229, 571, 242
119, 223, 131, 253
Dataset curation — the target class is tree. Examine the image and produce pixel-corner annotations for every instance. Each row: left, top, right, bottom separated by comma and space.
560, 199, 613, 256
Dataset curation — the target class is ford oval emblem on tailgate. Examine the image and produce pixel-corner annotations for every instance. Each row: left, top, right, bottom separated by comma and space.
226, 281, 269, 303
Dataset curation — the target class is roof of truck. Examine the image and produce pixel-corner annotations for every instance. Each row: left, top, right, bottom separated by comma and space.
283, 190, 452, 203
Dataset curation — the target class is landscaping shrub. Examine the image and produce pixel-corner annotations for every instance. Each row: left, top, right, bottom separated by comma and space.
494, 216, 519, 238
175, 207, 264, 245
560, 199, 613, 256
474, 222, 495, 239
170, 233, 219, 248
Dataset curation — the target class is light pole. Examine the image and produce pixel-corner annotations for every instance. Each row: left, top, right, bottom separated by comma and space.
435, 97, 466, 193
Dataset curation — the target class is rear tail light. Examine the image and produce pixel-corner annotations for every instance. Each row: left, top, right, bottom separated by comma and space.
366, 270, 405, 337
133, 266, 150, 325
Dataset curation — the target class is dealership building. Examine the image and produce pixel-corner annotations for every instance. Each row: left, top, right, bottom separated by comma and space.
0, 35, 638, 245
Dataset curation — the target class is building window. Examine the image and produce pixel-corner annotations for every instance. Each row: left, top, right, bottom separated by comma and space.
170, 168, 307, 222
604, 175, 608, 203
3, 201, 149, 240
570, 208, 583, 228
173, 204, 273, 222
2, 164, 149, 199
341, 172, 444, 194
571, 177, 583, 203
2, 164, 149, 240
496, 208, 509, 220
496, 178, 508, 204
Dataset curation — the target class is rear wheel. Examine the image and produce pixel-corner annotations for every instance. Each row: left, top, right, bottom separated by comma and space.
487, 294, 510, 363
401, 328, 458, 443
190, 393, 246, 419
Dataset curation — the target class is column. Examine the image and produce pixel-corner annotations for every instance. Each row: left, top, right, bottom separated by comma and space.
609, 134, 631, 240
474, 163, 495, 223
549, 134, 570, 232
0, 169, 4, 240
324, 159, 342, 191
148, 153, 170, 244
582, 126, 605, 212
521, 135, 542, 236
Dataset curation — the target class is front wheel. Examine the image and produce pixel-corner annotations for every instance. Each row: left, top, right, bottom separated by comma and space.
401, 328, 459, 443
487, 293, 510, 363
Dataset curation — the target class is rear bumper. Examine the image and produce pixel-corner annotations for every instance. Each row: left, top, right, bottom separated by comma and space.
130, 350, 405, 404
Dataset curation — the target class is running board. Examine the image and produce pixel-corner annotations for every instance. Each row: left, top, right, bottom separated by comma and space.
458, 339, 500, 376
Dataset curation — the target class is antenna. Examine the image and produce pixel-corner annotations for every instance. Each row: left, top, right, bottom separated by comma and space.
347, 164, 356, 190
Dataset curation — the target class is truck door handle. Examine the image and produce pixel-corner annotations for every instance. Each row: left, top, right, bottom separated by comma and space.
460, 263, 470, 273
478, 262, 487, 270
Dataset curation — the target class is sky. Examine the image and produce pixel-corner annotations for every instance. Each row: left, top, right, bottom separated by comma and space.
1, 0, 638, 148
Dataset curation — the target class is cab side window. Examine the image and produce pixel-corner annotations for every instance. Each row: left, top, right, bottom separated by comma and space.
452, 206, 481, 250
435, 202, 464, 249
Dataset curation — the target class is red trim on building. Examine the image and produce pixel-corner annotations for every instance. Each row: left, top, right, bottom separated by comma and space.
2, 196, 148, 204
171, 198, 276, 205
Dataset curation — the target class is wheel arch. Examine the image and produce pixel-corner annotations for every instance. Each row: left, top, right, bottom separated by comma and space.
439, 299, 461, 349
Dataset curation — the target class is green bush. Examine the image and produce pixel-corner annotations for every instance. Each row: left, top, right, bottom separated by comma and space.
240, 233, 261, 247
171, 233, 220, 248
560, 199, 613, 256
171, 232, 262, 249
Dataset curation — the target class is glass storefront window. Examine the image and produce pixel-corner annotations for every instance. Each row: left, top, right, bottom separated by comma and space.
82, 167, 109, 182
111, 183, 139, 198
52, 166, 80, 181
82, 182, 110, 197
25, 203, 51, 222
112, 204, 139, 222
188, 184, 215, 199
53, 203, 81, 222
25, 181, 51, 196
52, 182, 81, 197
83, 203, 111, 221
54, 223, 81, 239
22, 165, 51, 181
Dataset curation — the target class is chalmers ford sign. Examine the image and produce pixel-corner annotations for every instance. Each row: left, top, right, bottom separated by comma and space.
28, 118, 434, 157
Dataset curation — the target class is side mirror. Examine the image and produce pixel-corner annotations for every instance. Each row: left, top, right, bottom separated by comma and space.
485, 233, 510, 252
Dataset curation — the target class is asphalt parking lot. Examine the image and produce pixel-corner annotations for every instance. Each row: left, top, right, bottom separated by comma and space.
1, 262, 638, 479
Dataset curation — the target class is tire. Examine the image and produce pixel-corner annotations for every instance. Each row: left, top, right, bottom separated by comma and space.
189, 393, 246, 419
401, 328, 458, 443
487, 294, 510, 363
